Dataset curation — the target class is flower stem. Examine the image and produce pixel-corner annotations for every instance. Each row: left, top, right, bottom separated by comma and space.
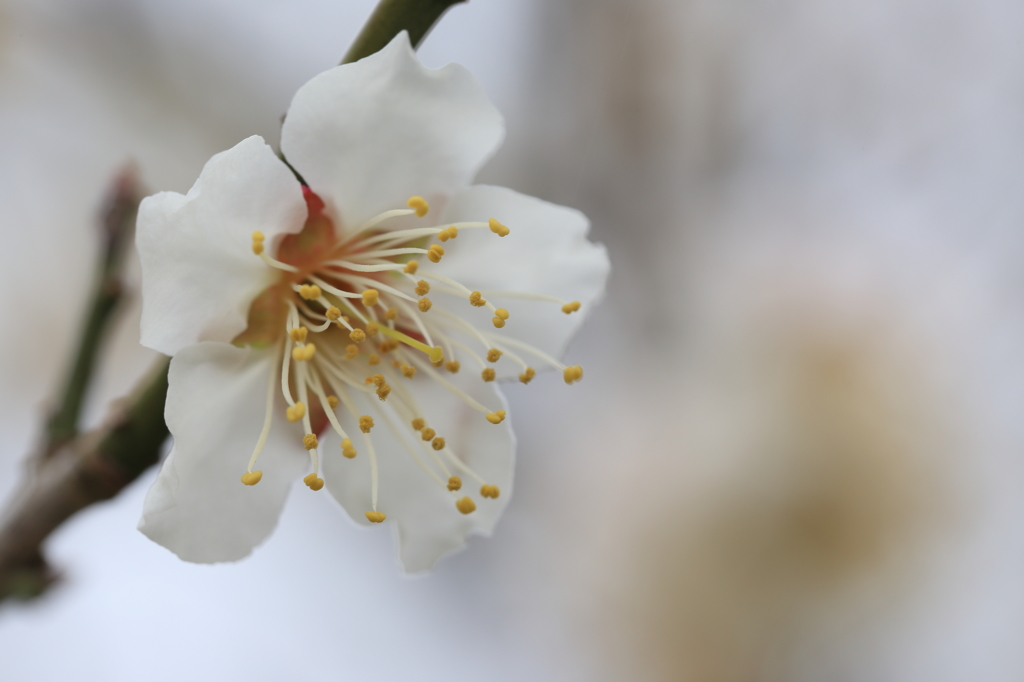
342, 0, 466, 64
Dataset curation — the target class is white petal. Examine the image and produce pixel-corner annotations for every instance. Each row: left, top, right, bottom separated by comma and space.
433, 185, 610, 374
280, 32, 504, 229
321, 368, 514, 572
137, 136, 306, 355
138, 342, 307, 563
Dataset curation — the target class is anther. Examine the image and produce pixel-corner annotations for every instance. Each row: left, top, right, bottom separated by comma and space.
366, 511, 387, 523
303, 434, 319, 450
488, 218, 510, 237
326, 307, 342, 321
359, 415, 374, 433
427, 244, 445, 263
376, 384, 391, 401
456, 497, 477, 514
401, 364, 416, 378
469, 291, 487, 307
251, 231, 265, 255
289, 327, 308, 342
480, 484, 501, 499
437, 226, 458, 241
350, 329, 366, 343
418, 297, 433, 312
404, 261, 419, 274
303, 473, 325, 491
486, 410, 507, 424
241, 471, 263, 486
563, 365, 584, 384
432, 437, 446, 451
487, 349, 503, 363
421, 427, 436, 441
298, 284, 322, 300
445, 360, 461, 373
519, 367, 536, 384
481, 368, 496, 382
385, 307, 398, 320
361, 289, 379, 307
411, 418, 426, 431
366, 321, 380, 336
345, 344, 359, 360
327, 395, 339, 409
492, 308, 510, 329
292, 344, 316, 361
562, 301, 581, 314
286, 402, 306, 422
492, 317, 506, 329
341, 438, 357, 459
368, 374, 386, 387
447, 476, 462, 491
415, 280, 430, 296
368, 353, 381, 365
407, 195, 430, 217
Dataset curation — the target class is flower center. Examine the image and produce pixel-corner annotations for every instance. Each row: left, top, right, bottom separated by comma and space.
237, 188, 585, 523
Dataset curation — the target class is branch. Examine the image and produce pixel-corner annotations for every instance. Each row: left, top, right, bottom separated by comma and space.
342, 0, 466, 64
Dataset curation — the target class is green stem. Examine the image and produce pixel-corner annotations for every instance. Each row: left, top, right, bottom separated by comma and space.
342, 0, 466, 63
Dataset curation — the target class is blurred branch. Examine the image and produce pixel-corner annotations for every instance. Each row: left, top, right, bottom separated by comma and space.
0, 0, 463, 603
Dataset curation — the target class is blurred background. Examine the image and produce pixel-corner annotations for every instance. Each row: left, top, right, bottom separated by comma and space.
2, 0, 1024, 679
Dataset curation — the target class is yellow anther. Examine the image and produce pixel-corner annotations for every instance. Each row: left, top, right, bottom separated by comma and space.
480, 484, 501, 499
303, 434, 318, 450
359, 415, 374, 433
376, 384, 391, 401
432, 437, 446, 451
563, 365, 584, 384
391, 359, 401, 369
495, 308, 510, 320
302, 473, 325, 491
289, 327, 308, 342
241, 471, 263, 486
327, 395, 339, 409
407, 195, 430, 217
486, 410, 507, 424
366, 321, 380, 336
341, 438, 357, 459
456, 497, 477, 514
251, 231, 265, 254
368, 373, 385, 387
404, 260, 419, 274
298, 284, 322, 300
285, 402, 306, 422
421, 427, 436, 442
326, 306, 342, 321
251, 231, 265, 242
427, 244, 445, 263
292, 344, 316, 361
365, 511, 387, 523
561, 300, 581, 314
361, 289, 379, 307
488, 218, 510, 237
492, 317, 506, 329
415, 280, 430, 296
469, 291, 487, 307
345, 344, 359, 360
486, 348, 503, 363
519, 367, 536, 384
411, 418, 426, 431
447, 476, 462, 491
481, 368, 496, 382
445, 360, 461, 373
401, 364, 416, 378
349, 329, 366, 343
368, 353, 381, 365
437, 226, 458, 241
418, 297, 433, 312
428, 346, 444, 363
380, 339, 399, 354
385, 307, 398, 320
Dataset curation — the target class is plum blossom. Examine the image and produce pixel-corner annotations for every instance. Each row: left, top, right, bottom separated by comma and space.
135, 33, 609, 571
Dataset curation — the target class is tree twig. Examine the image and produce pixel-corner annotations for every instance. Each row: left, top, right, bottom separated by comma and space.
342, 0, 466, 65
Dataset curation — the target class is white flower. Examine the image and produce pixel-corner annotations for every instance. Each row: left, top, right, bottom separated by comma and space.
135, 33, 609, 571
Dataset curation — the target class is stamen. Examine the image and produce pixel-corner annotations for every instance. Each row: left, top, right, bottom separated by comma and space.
480, 484, 501, 499
286, 402, 306, 422
427, 244, 445, 263
366, 511, 387, 523
241, 471, 263, 486
486, 410, 507, 424
404, 261, 419, 274
562, 301, 582, 314
563, 365, 584, 384
487, 349, 502, 363
488, 218, 511, 237
359, 415, 375, 433
289, 327, 308, 343
447, 476, 462, 491
298, 284, 323, 300
519, 367, 536, 384
432, 437, 446, 450
418, 297, 433, 312
492, 308, 510, 329
350, 329, 366, 343
361, 289, 380, 307
412, 418, 425, 431
445, 361, 461, 373
481, 368, 496, 382
242, 350, 279, 483
342, 438, 357, 458
456, 497, 477, 514
415, 280, 430, 296
385, 307, 399, 320
437, 226, 458, 241
407, 195, 430, 217
303, 473, 325, 491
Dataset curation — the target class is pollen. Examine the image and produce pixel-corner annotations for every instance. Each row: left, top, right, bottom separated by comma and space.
349, 329, 366, 343
437, 226, 458, 241
469, 291, 487, 307
445, 360, 461, 373
341, 438, 357, 459
327, 395, 339, 409
487, 348, 503, 363
359, 415, 374, 433
366, 511, 387, 523
407, 195, 430, 217
562, 301, 581, 314
456, 497, 477, 514
289, 327, 308, 342
421, 427, 437, 441
401, 364, 416, 378
418, 297, 433, 312
385, 307, 398, 320
286, 402, 306, 422
480, 484, 501, 499
488, 218, 510, 237
431, 437, 446, 451
486, 410, 507, 424
326, 306, 342, 321
481, 368, 496, 382
303, 434, 319, 450
447, 476, 462, 491
411, 418, 426, 431
427, 244, 445, 263
241, 471, 263, 486
563, 365, 584, 384
361, 289, 379, 306
251, 231, 265, 255
404, 260, 419, 274
415, 280, 430, 296
345, 344, 359, 360
298, 284, 322, 300
519, 367, 536, 384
